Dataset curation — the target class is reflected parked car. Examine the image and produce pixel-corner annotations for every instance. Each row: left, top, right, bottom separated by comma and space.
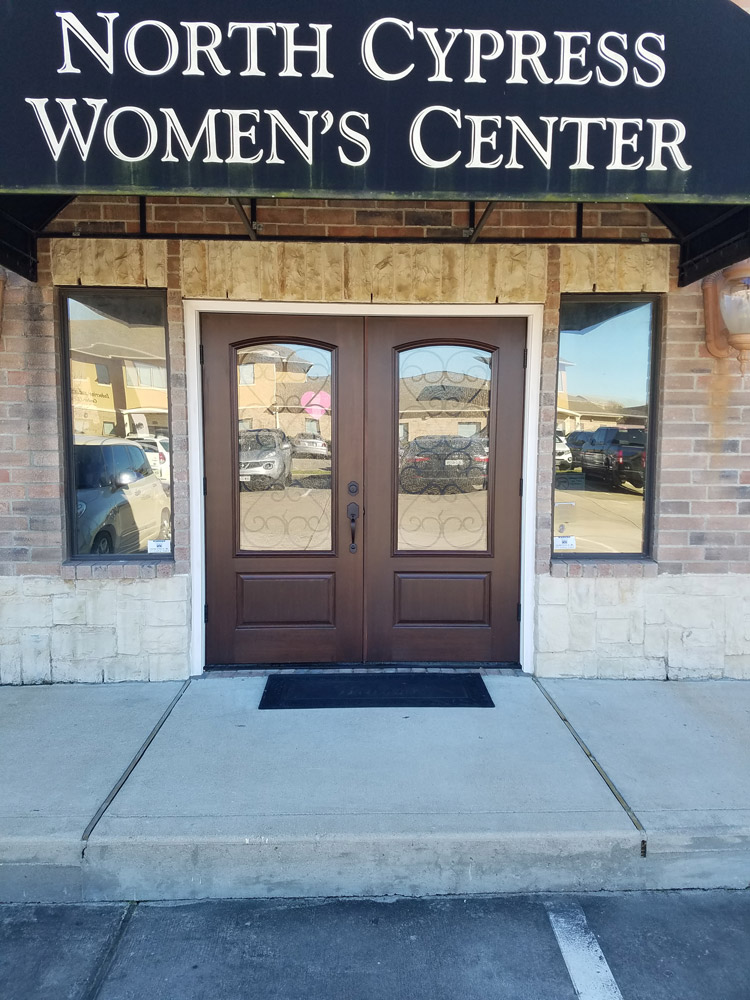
555, 432, 573, 470
399, 435, 488, 493
128, 434, 170, 484
291, 432, 331, 459
566, 430, 594, 468
239, 428, 293, 489
75, 437, 171, 554
581, 426, 646, 490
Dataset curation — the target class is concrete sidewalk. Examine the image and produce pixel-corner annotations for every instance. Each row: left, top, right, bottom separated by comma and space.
1, 675, 748, 902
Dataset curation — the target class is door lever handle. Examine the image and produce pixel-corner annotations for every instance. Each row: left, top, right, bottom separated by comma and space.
347, 501, 359, 553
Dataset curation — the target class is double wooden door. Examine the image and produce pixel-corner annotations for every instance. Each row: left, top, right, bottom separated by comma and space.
202, 314, 525, 666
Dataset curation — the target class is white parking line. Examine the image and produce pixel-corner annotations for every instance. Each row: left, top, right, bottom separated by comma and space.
545, 901, 624, 1000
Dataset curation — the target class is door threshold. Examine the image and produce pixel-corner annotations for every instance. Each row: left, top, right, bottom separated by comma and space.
203, 662, 522, 676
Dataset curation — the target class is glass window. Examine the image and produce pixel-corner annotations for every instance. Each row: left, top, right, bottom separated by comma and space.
63, 290, 171, 557
236, 343, 333, 552
397, 345, 492, 552
554, 298, 655, 557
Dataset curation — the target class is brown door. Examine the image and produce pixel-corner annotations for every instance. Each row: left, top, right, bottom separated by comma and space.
202, 314, 364, 664
202, 314, 525, 666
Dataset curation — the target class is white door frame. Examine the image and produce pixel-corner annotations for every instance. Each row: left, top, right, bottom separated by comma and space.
184, 300, 543, 674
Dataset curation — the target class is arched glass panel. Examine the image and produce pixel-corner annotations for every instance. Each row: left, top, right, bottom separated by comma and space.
236, 343, 333, 551
397, 345, 492, 552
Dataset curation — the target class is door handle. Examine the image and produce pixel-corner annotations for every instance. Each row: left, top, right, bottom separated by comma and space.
347, 501, 359, 553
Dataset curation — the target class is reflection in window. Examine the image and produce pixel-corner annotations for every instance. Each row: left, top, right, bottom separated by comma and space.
397, 345, 492, 551
64, 291, 171, 557
554, 299, 654, 556
236, 343, 333, 552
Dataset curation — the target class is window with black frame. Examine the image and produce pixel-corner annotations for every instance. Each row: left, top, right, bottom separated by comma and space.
554, 297, 655, 557
63, 290, 172, 557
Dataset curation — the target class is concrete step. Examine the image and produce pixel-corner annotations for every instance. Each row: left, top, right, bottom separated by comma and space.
2, 677, 749, 901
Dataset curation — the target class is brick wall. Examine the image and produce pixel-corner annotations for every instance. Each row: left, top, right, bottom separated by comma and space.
45, 195, 673, 242
0, 264, 61, 576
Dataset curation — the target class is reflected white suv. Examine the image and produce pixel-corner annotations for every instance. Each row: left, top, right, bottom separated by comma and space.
128, 435, 171, 484
555, 432, 573, 470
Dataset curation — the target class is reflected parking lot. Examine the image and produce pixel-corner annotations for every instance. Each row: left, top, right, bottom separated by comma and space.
554, 473, 644, 553
239, 458, 332, 551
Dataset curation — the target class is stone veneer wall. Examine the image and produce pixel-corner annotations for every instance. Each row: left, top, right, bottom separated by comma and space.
2, 194, 749, 681
536, 575, 750, 680
0, 576, 189, 684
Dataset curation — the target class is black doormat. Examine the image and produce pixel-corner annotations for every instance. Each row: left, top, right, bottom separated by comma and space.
258, 673, 495, 710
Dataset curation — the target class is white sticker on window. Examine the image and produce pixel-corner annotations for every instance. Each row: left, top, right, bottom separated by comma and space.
554, 535, 577, 551
148, 539, 172, 554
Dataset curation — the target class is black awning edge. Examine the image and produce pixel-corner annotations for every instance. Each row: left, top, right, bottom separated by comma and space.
650, 205, 750, 286
0, 195, 74, 281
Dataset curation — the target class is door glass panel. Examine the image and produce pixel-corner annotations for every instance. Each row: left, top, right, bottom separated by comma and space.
236, 343, 333, 551
397, 345, 491, 551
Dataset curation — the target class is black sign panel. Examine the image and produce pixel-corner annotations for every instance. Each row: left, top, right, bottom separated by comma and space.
0, 0, 748, 202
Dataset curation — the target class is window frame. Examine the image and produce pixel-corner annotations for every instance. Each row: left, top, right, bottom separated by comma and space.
552, 292, 661, 562
60, 286, 173, 561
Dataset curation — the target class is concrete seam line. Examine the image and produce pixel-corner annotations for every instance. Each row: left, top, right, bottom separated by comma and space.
532, 677, 647, 840
81, 679, 192, 847
80, 902, 138, 1000
545, 901, 624, 1000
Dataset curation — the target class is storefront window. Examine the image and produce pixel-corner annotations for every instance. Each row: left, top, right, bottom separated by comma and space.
554, 298, 655, 557
63, 290, 172, 557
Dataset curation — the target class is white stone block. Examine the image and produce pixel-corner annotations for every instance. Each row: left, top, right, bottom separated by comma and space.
139, 625, 188, 655
50, 627, 117, 662
151, 576, 189, 604
628, 608, 645, 645
536, 605, 570, 653
116, 608, 143, 656
0, 598, 53, 629
595, 657, 665, 680
20, 631, 51, 684
537, 576, 569, 606
52, 595, 87, 626
534, 652, 597, 678
148, 652, 190, 681
0, 643, 22, 684
567, 579, 596, 614
52, 659, 106, 683
0, 578, 21, 598
104, 657, 150, 683
662, 596, 725, 631
595, 618, 629, 644
594, 579, 620, 606
723, 655, 750, 679
151, 601, 188, 626
643, 599, 666, 626
568, 613, 596, 652
644, 624, 667, 658
21, 577, 71, 598
666, 627, 724, 676
85, 588, 118, 626
680, 628, 720, 650
617, 579, 645, 607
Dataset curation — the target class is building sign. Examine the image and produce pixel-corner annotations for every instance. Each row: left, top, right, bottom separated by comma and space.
0, 0, 748, 202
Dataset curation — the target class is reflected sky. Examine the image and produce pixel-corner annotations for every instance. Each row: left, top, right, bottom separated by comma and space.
560, 304, 651, 406
399, 344, 492, 380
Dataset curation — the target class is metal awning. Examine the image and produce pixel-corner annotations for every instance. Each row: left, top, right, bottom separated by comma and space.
1, 194, 748, 286
0, 195, 74, 280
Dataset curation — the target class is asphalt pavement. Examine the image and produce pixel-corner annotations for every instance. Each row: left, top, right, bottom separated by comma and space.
1, 891, 748, 1000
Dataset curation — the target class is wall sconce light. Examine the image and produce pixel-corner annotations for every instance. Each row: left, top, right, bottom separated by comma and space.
703, 259, 750, 374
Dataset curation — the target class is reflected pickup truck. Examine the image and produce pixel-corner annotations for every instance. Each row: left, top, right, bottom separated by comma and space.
580, 426, 646, 490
